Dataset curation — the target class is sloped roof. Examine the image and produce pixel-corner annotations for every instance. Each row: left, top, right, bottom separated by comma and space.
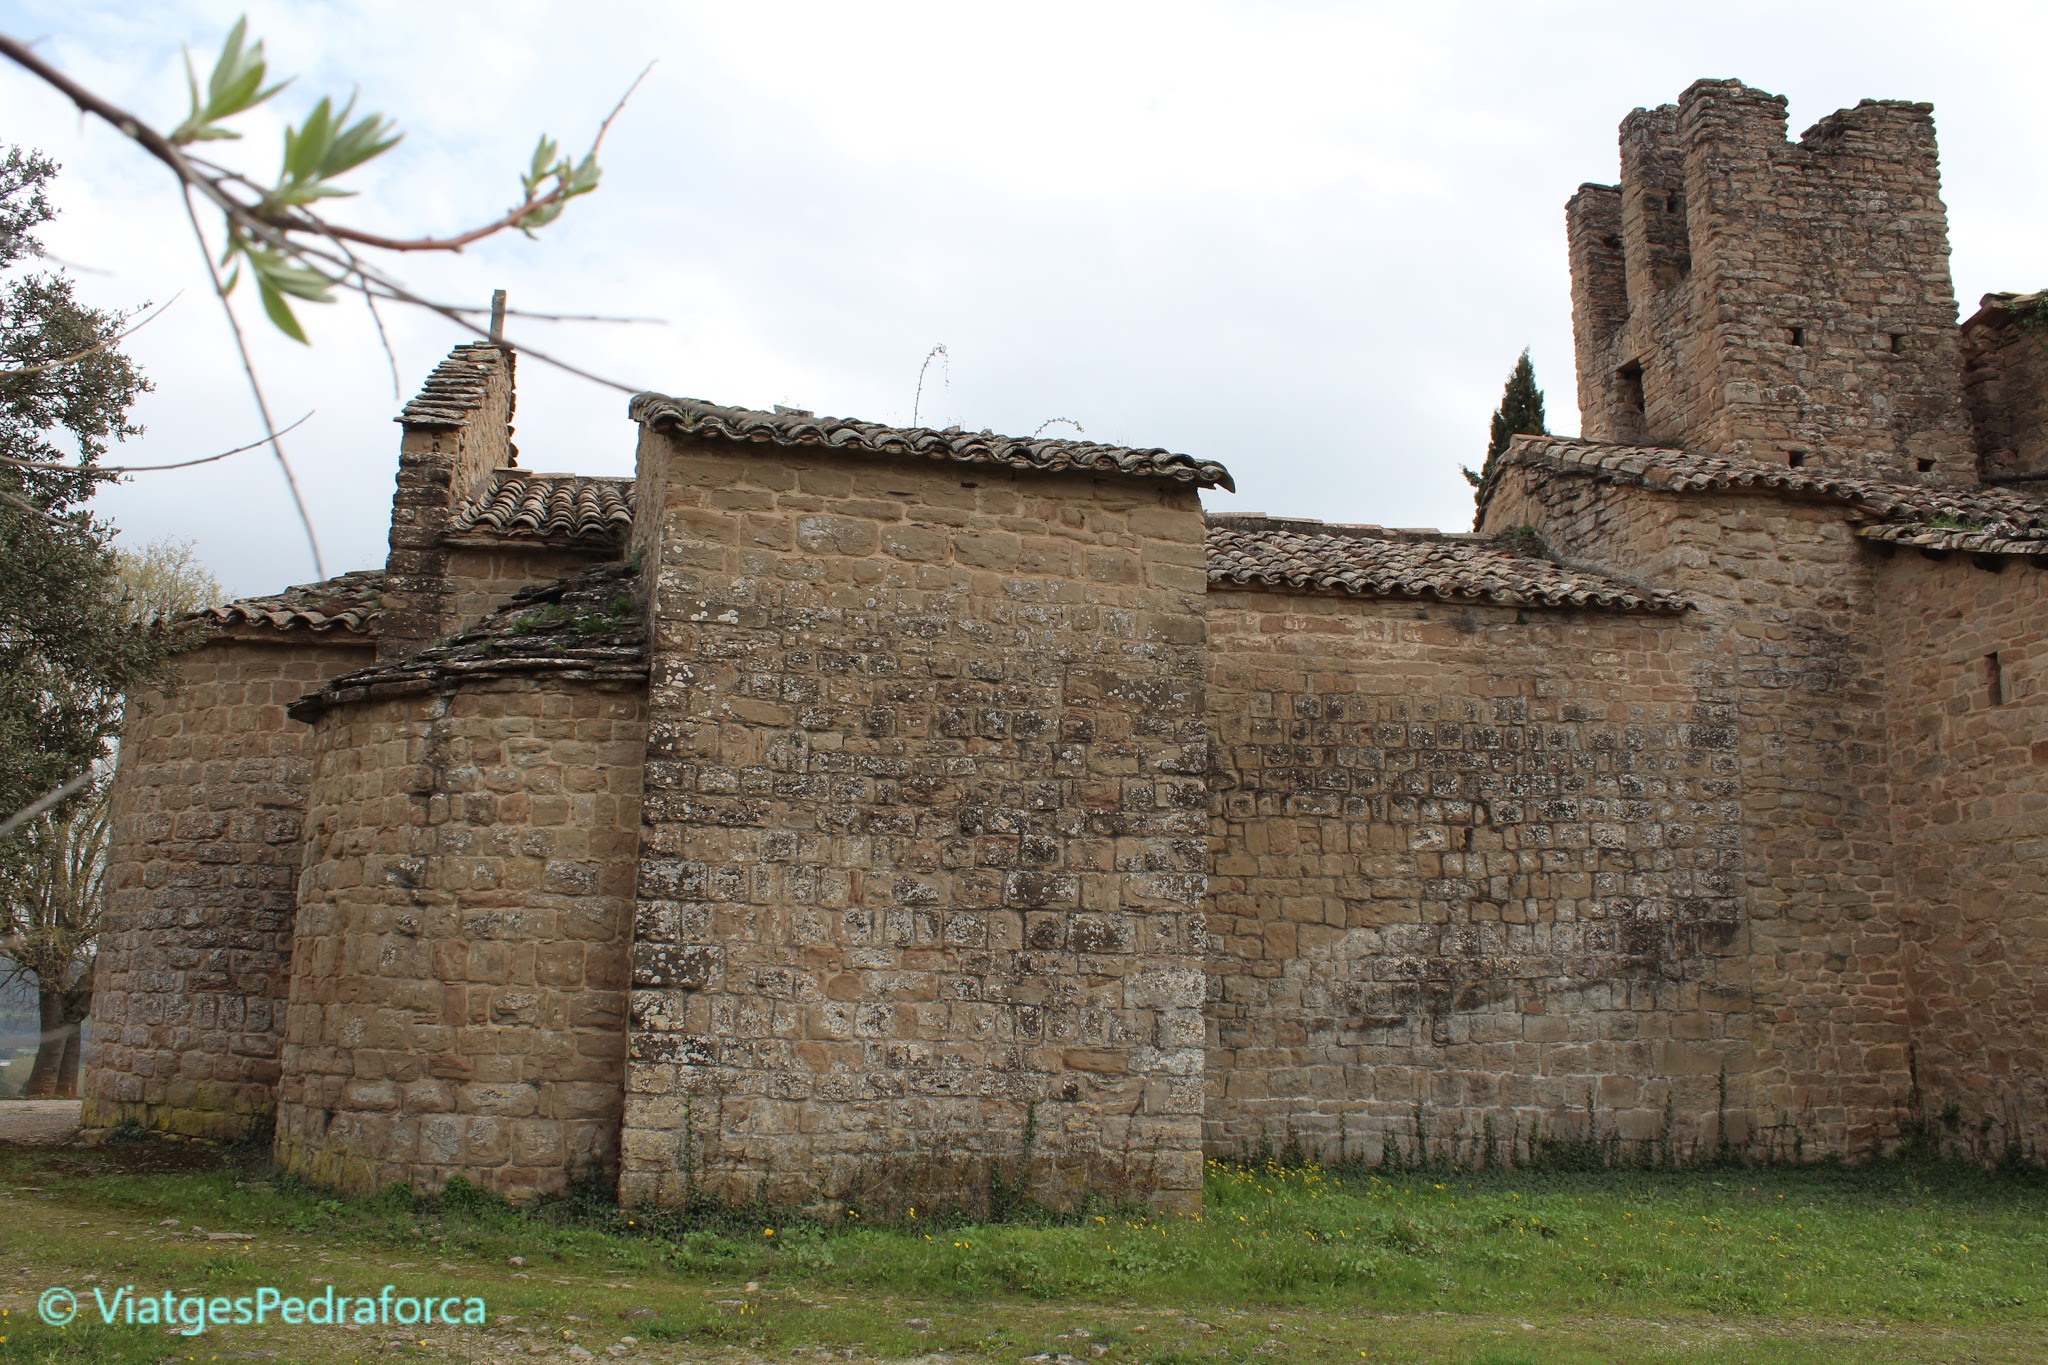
1854, 524, 2048, 557
630, 393, 1234, 490
450, 471, 634, 542
199, 570, 386, 635
1487, 435, 2048, 552
1206, 514, 1686, 613
397, 343, 506, 428
288, 562, 644, 719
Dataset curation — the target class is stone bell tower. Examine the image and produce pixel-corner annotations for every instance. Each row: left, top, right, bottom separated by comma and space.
1566, 79, 1972, 482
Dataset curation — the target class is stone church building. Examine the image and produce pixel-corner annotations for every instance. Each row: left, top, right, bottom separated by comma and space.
81, 81, 2047, 1212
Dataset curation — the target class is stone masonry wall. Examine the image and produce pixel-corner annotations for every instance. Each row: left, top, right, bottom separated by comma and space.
275, 681, 645, 1200
1881, 550, 2048, 1156
83, 634, 375, 1140
1204, 589, 1743, 1163
622, 432, 1210, 1214
1962, 313, 2048, 483
1481, 470, 1912, 1156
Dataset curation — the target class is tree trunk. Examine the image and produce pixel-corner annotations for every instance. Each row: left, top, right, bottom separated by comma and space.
21, 983, 86, 1099
55, 985, 88, 1098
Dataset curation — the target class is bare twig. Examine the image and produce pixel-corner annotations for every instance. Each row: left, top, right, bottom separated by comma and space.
913, 343, 949, 427
0, 36, 649, 255
1032, 417, 1086, 438
0, 769, 94, 841
179, 186, 325, 577
0, 411, 312, 474
0, 292, 180, 379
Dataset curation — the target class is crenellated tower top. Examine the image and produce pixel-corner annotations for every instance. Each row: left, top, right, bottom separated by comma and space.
1566, 79, 1971, 482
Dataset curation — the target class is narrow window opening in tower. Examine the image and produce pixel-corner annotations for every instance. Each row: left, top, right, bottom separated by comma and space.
1790, 327, 1806, 347
1616, 361, 1646, 438
1787, 450, 1808, 468
1889, 333, 1906, 353
1602, 233, 1622, 251
1665, 192, 1678, 212
1986, 652, 2007, 707
1917, 458, 1936, 473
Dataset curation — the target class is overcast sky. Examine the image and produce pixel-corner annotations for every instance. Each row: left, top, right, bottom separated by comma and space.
3, 1, 2044, 596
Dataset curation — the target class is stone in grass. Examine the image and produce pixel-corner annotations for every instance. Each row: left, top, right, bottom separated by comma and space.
565, 1347, 596, 1362
905, 1317, 932, 1329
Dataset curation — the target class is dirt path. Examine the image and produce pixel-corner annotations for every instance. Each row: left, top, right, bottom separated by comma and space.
0, 1098, 81, 1145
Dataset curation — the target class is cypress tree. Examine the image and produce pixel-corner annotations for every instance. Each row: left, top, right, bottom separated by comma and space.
1464, 349, 1548, 488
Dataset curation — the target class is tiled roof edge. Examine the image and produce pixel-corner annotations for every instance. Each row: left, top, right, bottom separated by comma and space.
1485, 435, 2048, 549
1204, 520, 1689, 615
197, 570, 387, 636
629, 392, 1234, 491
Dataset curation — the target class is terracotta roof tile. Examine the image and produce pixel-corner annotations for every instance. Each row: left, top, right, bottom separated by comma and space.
397, 343, 505, 428
630, 393, 1234, 490
450, 471, 633, 542
289, 563, 644, 719
1490, 435, 2048, 550
200, 570, 386, 635
1205, 514, 1686, 613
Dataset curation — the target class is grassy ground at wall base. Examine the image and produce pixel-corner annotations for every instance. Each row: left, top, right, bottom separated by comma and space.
0, 1142, 2043, 1364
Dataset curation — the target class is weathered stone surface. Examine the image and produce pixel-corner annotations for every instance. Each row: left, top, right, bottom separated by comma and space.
1881, 550, 2048, 1153
274, 682, 645, 1202
1205, 588, 1742, 1162
618, 431, 1211, 1214
82, 635, 376, 1141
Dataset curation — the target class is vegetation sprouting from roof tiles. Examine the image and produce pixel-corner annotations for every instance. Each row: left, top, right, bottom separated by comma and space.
509, 593, 634, 638
510, 603, 573, 635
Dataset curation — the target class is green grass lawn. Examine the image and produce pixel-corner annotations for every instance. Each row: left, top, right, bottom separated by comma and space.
0, 1141, 2042, 1363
